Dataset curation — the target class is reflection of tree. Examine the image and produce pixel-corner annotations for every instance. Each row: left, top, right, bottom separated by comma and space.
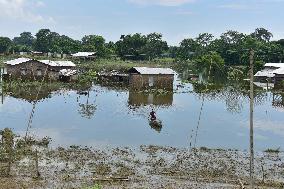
78, 89, 97, 119
78, 103, 97, 119
192, 83, 268, 114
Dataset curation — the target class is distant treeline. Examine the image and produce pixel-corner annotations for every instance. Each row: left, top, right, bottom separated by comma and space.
0, 28, 284, 67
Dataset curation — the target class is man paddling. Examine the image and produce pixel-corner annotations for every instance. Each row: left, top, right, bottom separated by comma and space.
150, 109, 156, 121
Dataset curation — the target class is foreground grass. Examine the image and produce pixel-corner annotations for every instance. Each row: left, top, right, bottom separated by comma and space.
1, 128, 283, 189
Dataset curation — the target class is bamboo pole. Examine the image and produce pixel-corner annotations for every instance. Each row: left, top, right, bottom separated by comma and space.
249, 48, 255, 189
35, 150, 40, 178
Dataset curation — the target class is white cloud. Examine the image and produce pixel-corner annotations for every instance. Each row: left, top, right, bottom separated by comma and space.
0, 0, 54, 23
128, 0, 196, 6
218, 4, 251, 10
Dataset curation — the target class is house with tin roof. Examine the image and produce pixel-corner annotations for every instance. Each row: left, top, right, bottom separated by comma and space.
128, 67, 175, 90
254, 63, 284, 81
4, 58, 77, 81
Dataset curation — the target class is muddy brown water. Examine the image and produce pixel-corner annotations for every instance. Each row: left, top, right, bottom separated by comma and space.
0, 78, 284, 151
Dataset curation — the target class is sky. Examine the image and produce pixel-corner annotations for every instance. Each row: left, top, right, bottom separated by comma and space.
0, 0, 284, 45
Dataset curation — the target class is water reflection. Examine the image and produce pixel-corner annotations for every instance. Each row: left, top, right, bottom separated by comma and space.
77, 90, 97, 119
8, 86, 53, 103
192, 82, 270, 113
0, 78, 284, 150
127, 91, 172, 133
272, 93, 284, 109
128, 91, 173, 107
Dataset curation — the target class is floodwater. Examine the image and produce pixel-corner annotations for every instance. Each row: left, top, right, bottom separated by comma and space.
0, 76, 284, 151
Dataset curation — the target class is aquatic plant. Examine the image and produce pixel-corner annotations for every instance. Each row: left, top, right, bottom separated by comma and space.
264, 148, 281, 153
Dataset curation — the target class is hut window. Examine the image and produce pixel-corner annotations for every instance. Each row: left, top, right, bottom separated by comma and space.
20, 68, 27, 75
149, 76, 154, 87
37, 69, 42, 76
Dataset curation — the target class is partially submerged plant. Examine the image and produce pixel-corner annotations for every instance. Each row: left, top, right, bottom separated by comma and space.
264, 148, 281, 153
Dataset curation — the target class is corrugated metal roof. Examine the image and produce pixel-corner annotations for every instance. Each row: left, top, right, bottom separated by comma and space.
131, 67, 175, 75
255, 68, 276, 78
71, 52, 96, 57
265, 63, 284, 68
255, 63, 284, 77
4, 58, 32, 65
39, 60, 76, 67
59, 69, 77, 76
255, 64, 284, 77
274, 68, 284, 75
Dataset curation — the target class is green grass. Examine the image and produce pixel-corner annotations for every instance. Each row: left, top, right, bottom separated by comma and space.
0, 55, 177, 72
77, 58, 176, 72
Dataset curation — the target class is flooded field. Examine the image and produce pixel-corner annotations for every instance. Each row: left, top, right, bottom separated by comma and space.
1, 76, 283, 151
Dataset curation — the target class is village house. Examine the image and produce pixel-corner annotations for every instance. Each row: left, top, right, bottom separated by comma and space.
128, 67, 175, 91
254, 63, 284, 82
4, 58, 77, 81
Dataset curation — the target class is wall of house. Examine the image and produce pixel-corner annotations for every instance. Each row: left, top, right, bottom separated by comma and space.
274, 74, 284, 88
6, 60, 49, 80
129, 74, 174, 91
5, 60, 75, 81
254, 76, 273, 82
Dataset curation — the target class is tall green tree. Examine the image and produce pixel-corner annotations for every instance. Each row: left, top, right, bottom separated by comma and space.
177, 38, 200, 60
196, 33, 214, 49
34, 29, 53, 53
81, 35, 107, 57
251, 28, 273, 42
213, 30, 246, 65
0, 37, 12, 53
193, 52, 225, 77
59, 35, 81, 54
116, 33, 147, 60
13, 32, 35, 48
144, 33, 168, 60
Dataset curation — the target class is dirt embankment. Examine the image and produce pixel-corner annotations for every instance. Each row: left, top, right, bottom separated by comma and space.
1, 144, 283, 189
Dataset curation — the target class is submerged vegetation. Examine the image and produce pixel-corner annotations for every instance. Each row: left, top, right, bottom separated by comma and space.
264, 148, 281, 153
0, 129, 283, 189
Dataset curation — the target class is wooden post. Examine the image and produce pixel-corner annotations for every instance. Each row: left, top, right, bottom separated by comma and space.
0, 67, 3, 104
35, 150, 40, 178
249, 48, 255, 189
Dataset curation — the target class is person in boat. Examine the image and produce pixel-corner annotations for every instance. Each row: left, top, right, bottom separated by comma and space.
150, 109, 156, 121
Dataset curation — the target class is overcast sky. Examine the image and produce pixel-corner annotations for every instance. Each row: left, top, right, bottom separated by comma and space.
0, 0, 284, 45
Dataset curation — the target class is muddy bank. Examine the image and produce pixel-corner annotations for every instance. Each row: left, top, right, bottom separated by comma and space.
1, 144, 283, 189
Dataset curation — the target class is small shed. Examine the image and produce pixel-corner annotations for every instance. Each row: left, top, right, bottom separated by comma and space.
128, 67, 175, 90
71, 52, 96, 60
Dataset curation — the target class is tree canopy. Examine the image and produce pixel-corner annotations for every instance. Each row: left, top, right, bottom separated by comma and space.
0, 27, 283, 66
